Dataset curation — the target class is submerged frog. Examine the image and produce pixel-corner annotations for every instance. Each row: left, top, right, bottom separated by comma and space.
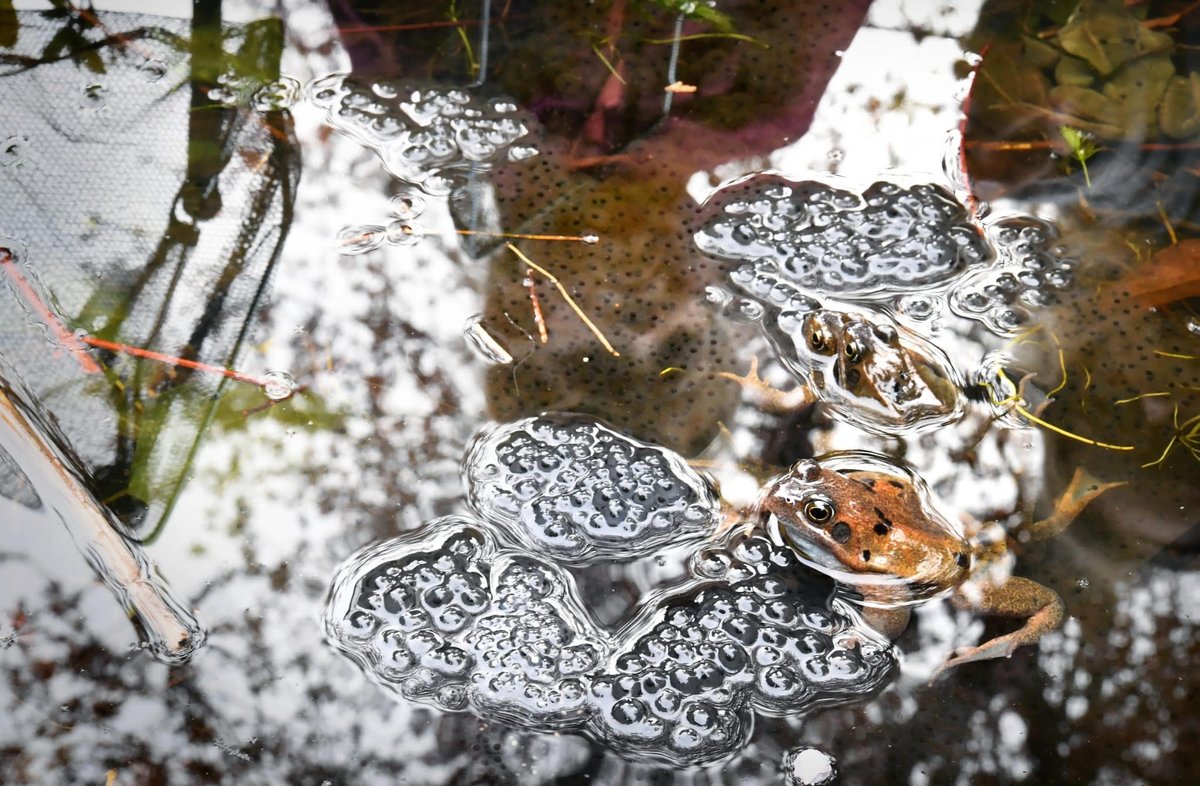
757, 452, 1122, 673
722, 307, 965, 434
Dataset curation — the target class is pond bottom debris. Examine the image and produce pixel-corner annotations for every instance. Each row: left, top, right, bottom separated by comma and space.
325, 518, 895, 766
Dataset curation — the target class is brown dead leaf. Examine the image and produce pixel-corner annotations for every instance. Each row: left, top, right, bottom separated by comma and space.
1118, 238, 1200, 307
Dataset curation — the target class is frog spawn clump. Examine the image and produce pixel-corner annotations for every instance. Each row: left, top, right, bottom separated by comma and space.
308, 73, 538, 195
465, 416, 720, 565
589, 537, 891, 763
329, 520, 604, 726
326, 416, 897, 766
948, 218, 1078, 336
326, 519, 894, 766
695, 179, 992, 298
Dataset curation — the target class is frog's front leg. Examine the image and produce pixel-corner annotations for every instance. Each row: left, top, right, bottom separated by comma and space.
719, 356, 816, 414
933, 575, 1063, 677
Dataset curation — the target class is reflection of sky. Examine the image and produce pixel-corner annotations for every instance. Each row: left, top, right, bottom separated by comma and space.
1, 1, 1196, 783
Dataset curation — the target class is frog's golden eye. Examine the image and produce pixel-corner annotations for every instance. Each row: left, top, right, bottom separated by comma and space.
845, 341, 863, 363
804, 498, 835, 523
809, 329, 829, 353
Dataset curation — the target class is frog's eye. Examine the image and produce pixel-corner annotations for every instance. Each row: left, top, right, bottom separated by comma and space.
809, 329, 829, 353
872, 324, 898, 344
804, 498, 835, 523
845, 341, 863, 363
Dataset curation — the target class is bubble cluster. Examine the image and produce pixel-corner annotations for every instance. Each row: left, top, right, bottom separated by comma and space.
327, 520, 895, 766
251, 77, 301, 113
464, 415, 721, 565
327, 417, 897, 765
696, 178, 991, 298
326, 518, 606, 727
948, 218, 1078, 336
309, 74, 538, 195
589, 537, 893, 764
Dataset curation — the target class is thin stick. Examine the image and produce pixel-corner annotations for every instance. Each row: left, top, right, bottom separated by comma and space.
993, 369, 1134, 451
1114, 391, 1171, 405
643, 32, 770, 48
524, 270, 549, 343
341, 226, 598, 246
662, 14, 684, 115
1, 249, 102, 374
78, 335, 269, 387
506, 244, 620, 356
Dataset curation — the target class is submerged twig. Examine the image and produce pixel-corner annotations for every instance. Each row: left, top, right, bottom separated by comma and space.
506, 243, 620, 357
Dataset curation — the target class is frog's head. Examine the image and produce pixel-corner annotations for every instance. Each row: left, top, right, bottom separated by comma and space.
797, 310, 962, 431
761, 454, 971, 604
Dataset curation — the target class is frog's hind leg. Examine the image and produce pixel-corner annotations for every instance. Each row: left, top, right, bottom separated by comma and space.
1017, 466, 1126, 544
932, 576, 1063, 678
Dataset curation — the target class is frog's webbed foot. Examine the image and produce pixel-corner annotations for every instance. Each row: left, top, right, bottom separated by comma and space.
719, 357, 815, 414
931, 576, 1063, 680
1017, 466, 1126, 544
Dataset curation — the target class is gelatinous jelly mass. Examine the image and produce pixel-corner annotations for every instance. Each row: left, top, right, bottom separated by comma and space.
696, 178, 992, 298
308, 74, 538, 195
324, 517, 607, 728
325, 518, 896, 766
464, 415, 721, 565
948, 218, 1078, 337
589, 536, 894, 765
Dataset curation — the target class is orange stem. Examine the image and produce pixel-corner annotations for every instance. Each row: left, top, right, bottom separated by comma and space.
79, 336, 268, 387
1, 249, 102, 374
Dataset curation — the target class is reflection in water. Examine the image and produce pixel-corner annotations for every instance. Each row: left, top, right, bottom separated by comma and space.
0, 9, 299, 539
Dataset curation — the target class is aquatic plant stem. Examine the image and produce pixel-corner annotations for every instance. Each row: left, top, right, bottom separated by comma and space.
1, 249, 102, 374
662, 14, 684, 115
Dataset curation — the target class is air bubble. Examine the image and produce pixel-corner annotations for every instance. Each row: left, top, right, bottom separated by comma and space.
1, 135, 27, 167
138, 59, 168, 82
337, 224, 385, 255
389, 193, 427, 219
783, 747, 838, 786
260, 371, 298, 401
385, 221, 421, 246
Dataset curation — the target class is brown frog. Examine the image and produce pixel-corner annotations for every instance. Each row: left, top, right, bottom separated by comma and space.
722, 309, 965, 434
758, 452, 1122, 673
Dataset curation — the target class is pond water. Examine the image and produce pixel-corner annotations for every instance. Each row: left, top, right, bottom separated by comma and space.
1, 1, 1198, 784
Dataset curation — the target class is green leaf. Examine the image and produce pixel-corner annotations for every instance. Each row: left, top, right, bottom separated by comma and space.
1056, 0, 1172, 76
1059, 124, 1100, 186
